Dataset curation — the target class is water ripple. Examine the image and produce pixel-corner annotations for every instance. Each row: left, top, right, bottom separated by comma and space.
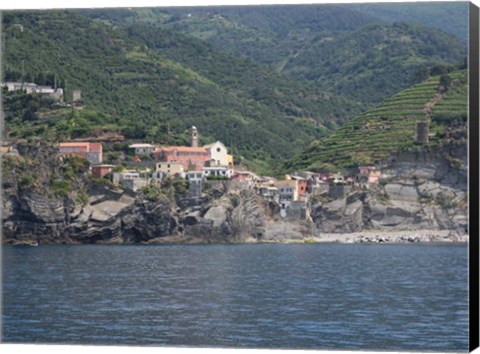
2, 243, 468, 351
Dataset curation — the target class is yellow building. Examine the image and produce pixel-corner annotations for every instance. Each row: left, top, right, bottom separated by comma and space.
227, 154, 234, 167
155, 162, 185, 176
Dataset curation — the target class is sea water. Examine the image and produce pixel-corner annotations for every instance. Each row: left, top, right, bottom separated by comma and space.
1, 243, 469, 351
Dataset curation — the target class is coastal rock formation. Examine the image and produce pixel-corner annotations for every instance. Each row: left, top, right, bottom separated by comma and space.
1, 181, 269, 244
182, 189, 266, 243
310, 146, 468, 235
1, 143, 468, 244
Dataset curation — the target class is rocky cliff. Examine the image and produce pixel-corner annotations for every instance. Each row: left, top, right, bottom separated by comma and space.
1, 142, 468, 245
310, 144, 468, 235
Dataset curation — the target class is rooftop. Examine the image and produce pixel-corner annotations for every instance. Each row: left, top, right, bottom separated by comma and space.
203, 141, 225, 149
274, 180, 297, 188
58, 142, 90, 148
129, 143, 156, 148
158, 146, 208, 153
89, 143, 102, 153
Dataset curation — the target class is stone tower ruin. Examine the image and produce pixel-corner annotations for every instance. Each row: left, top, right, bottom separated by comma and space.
416, 121, 430, 143
72, 90, 81, 102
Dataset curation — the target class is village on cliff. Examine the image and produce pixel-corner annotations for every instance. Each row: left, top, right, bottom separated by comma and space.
1, 83, 384, 220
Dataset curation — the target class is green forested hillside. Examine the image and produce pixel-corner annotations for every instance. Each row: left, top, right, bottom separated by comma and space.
284, 70, 468, 172
81, 5, 377, 68
2, 6, 468, 175
81, 4, 467, 109
282, 22, 466, 107
2, 10, 362, 173
345, 2, 469, 42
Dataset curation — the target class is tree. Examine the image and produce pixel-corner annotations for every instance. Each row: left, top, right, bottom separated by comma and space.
35, 72, 47, 85
430, 64, 450, 76
412, 67, 430, 84
440, 74, 452, 90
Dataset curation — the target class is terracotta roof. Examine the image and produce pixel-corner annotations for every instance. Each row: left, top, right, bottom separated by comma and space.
58, 142, 90, 148
158, 146, 208, 153
89, 143, 102, 153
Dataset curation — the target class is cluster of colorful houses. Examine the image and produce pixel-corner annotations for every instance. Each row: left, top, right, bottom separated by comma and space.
58, 126, 235, 192
55, 126, 382, 217
234, 167, 379, 213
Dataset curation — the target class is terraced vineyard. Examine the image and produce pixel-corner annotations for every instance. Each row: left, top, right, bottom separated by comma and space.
285, 70, 467, 171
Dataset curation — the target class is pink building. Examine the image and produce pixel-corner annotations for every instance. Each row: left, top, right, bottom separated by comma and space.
58, 142, 103, 164
154, 146, 210, 171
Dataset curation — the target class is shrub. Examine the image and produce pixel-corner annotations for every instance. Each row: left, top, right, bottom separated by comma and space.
89, 175, 116, 189
206, 175, 229, 180
19, 175, 37, 189
142, 183, 165, 201
439, 75, 452, 89
379, 192, 390, 202
50, 179, 71, 197
435, 192, 456, 210
75, 189, 90, 206
173, 178, 189, 196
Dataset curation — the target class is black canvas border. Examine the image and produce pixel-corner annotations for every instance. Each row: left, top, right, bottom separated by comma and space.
469, 1, 480, 352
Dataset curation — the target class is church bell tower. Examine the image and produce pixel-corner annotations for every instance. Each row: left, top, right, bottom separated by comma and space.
190, 126, 198, 147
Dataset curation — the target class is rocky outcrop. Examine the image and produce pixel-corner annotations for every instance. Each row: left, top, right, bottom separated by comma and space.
2, 181, 271, 244
1, 143, 468, 244
181, 189, 266, 243
230, 190, 266, 241
2, 192, 67, 243
311, 146, 468, 234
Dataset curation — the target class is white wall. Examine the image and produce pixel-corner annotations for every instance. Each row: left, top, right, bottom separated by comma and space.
207, 141, 227, 166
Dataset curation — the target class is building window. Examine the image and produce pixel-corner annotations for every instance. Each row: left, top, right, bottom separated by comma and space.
216, 147, 221, 152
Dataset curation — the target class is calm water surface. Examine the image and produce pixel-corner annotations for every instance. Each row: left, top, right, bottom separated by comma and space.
2, 244, 468, 351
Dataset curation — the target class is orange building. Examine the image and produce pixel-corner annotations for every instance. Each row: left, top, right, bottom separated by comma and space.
297, 179, 308, 195
154, 146, 210, 171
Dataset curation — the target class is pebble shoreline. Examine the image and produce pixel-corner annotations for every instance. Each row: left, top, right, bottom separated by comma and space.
298, 229, 469, 244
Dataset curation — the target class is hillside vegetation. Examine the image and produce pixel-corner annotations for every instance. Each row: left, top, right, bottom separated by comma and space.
2, 10, 362, 174
81, 5, 377, 68
283, 22, 466, 107
346, 2, 468, 42
284, 70, 467, 172
2, 6, 468, 175
81, 4, 467, 109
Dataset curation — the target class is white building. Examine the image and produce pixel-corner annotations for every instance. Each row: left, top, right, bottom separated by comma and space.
203, 141, 228, 167
113, 171, 148, 192
129, 143, 156, 155
2, 82, 63, 99
203, 166, 233, 179
186, 171, 204, 184
255, 186, 279, 203
274, 180, 299, 209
